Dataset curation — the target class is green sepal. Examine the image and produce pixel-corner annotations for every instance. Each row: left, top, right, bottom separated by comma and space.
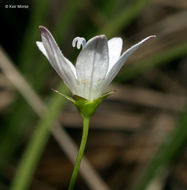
53, 88, 114, 118
51, 89, 75, 103
73, 90, 114, 118
99, 90, 115, 99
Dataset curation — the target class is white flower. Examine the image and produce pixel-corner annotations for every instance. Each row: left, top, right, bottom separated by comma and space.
36, 26, 155, 101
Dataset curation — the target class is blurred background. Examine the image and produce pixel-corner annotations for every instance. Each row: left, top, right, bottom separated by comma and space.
0, 0, 187, 190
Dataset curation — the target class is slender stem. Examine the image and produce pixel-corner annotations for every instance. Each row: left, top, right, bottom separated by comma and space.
68, 116, 90, 190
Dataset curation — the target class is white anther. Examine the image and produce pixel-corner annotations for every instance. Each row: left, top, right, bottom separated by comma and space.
72, 37, 86, 49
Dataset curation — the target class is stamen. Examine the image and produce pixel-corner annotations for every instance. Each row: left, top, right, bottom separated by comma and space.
72, 37, 86, 49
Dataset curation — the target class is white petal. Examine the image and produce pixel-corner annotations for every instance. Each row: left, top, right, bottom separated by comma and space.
104, 35, 156, 88
108, 37, 123, 73
64, 57, 77, 78
76, 35, 109, 100
39, 26, 77, 93
36, 41, 49, 59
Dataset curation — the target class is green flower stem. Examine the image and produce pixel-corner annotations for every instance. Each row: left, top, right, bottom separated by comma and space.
68, 116, 90, 190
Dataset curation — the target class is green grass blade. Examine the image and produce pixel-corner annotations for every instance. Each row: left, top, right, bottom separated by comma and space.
10, 84, 68, 190
100, 0, 152, 37
131, 106, 187, 190
18, 0, 49, 71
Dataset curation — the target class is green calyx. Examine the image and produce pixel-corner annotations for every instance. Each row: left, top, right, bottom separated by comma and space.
73, 96, 101, 117
73, 91, 114, 117
52, 89, 114, 118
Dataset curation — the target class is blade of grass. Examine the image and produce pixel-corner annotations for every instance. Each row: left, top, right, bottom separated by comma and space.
54, 0, 86, 43
18, 0, 49, 71
100, 0, 152, 38
10, 84, 68, 190
81, 0, 152, 39
0, 0, 49, 167
97, 0, 121, 17
0, 0, 50, 167
131, 105, 187, 190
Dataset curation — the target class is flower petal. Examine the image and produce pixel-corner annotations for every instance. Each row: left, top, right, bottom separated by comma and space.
36, 41, 49, 59
108, 37, 123, 72
76, 35, 109, 100
104, 35, 156, 87
39, 26, 77, 93
36, 41, 77, 77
